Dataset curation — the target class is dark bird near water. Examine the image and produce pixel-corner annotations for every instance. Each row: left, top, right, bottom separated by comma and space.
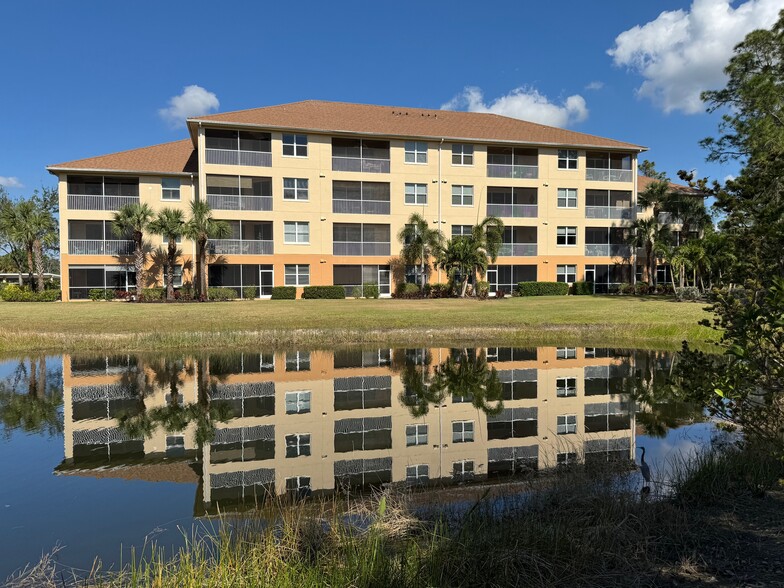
638, 446, 651, 483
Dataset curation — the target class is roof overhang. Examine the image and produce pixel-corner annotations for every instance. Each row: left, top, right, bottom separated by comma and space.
47, 167, 194, 177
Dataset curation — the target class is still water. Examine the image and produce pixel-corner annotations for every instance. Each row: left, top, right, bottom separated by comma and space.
0, 346, 716, 578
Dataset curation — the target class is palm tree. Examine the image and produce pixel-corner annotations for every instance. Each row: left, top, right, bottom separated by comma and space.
0, 198, 57, 291
436, 216, 504, 297
148, 208, 186, 301
112, 203, 154, 300
397, 213, 443, 287
627, 217, 671, 285
184, 201, 230, 300
437, 349, 504, 416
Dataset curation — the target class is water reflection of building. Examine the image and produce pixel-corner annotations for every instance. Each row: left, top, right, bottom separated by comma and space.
56, 348, 637, 515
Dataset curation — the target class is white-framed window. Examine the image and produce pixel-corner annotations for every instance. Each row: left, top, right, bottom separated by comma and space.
452, 225, 473, 238
285, 433, 311, 457
162, 177, 181, 200
286, 351, 311, 372
285, 390, 311, 414
557, 227, 577, 246
557, 452, 577, 465
406, 464, 429, 484
283, 178, 309, 201
558, 149, 578, 170
556, 377, 577, 397
282, 133, 308, 157
173, 265, 183, 288
557, 347, 577, 359
285, 264, 309, 286
584, 348, 596, 358
452, 143, 474, 166
405, 183, 427, 205
452, 185, 474, 206
557, 188, 577, 208
452, 420, 475, 443
556, 264, 576, 284
406, 424, 428, 446
404, 141, 428, 164
165, 435, 185, 456
453, 459, 474, 478
285, 476, 311, 495
557, 414, 577, 435
284, 221, 310, 244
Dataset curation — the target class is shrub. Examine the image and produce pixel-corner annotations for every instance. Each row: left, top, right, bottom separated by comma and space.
653, 284, 675, 295
115, 290, 133, 300
675, 286, 702, 301
0, 284, 60, 302
619, 283, 636, 295
426, 283, 451, 298
475, 281, 490, 300
208, 287, 237, 301
363, 283, 380, 299
175, 287, 195, 301
351, 286, 363, 299
495, 288, 507, 299
138, 287, 165, 302
302, 285, 345, 299
515, 282, 569, 296
89, 288, 114, 301
271, 286, 296, 300
634, 282, 651, 295
571, 281, 593, 296
242, 286, 258, 300
394, 282, 421, 299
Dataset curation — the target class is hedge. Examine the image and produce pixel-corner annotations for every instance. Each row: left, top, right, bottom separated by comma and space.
362, 283, 380, 299
571, 281, 593, 296
394, 282, 421, 299
242, 286, 258, 300
302, 285, 346, 299
0, 284, 60, 302
89, 288, 115, 301
515, 282, 569, 296
424, 283, 451, 298
207, 287, 238, 301
139, 287, 166, 302
271, 286, 296, 300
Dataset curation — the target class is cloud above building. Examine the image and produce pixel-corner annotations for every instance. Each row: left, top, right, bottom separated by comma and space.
158, 85, 220, 128
0, 176, 23, 188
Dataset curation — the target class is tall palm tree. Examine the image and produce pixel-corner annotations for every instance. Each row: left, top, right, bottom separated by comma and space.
148, 208, 186, 301
184, 201, 230, 300
0, 199, 57, 291
627, 217, 671, 285
470, 216, 504, 261
436, 216, 504, 297
397, 213, 443, 287
112, 203, 154, 300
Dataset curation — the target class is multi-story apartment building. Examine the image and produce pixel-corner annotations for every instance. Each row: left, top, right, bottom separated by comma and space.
48, 100, 646, 301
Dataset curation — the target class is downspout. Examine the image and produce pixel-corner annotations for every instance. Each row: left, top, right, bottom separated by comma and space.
437, 138, 444, 283
632, 154, 639, 286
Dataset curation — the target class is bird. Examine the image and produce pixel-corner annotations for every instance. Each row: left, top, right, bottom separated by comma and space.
638, 446, 651, 483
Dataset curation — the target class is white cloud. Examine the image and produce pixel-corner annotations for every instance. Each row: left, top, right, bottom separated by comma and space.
585, 81, 604, 91
608, 0, 781, 114
158, 85, 220, 128
0, 176, 23, 188
441, 86, 588, 128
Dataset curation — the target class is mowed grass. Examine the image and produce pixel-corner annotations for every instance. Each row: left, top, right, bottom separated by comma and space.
0, 296, 717, 353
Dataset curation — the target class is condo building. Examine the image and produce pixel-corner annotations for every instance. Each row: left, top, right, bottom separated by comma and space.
47, 100, 648, 301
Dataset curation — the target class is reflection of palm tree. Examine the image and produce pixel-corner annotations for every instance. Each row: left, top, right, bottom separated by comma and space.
440, 349, 504, 416
399, 364, 445, 417
0, 357, 63, 438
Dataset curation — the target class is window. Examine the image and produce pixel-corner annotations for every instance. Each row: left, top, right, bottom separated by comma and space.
453, 460, 474, 479
405, 183, 427, 205
404, 141, 427, 164
557, 347, 577, 360
557, 452, 577, 465
282, 134, 308, 157
452, 225, 473, 238
557, 414, 577, 435
285, 476, 311, 498
558, 149, 578, 170
173, 265, 183, 288
452, 185, 474, 206
285, 264, 309, 286
406, 464, 429, 484
556, 227, 577, 246
283, 178, 308, 201
556, 265, 576, 284
285, 391, 311, 414
556, 377, 577, 397
162, 178, 181, 200
452, 143, 474, 165
286, 351, 311, 372
284, 221, 310, 244
557, 188, 577, 208
406, 424, 428, 446
165, 435, 185, 457
452, 420, 474, 443
285, 433, 311, 458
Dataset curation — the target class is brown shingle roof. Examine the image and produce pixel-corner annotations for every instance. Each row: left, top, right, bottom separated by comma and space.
191, 100, 646, 151
47, 139, 197, 176
638, 174, 703, 195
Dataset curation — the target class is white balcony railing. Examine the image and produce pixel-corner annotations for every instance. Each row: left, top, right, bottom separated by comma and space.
208, 240, 273, 255
332, 157, 390, 174
333, 242, 391, 256
657, 212, 684, 224
585, 244, 631, 257
486, 164, 538, 179
585, 206, 635, 220
205, 149, 271, 167
486, 203, 538, 218
68, 240, 134, 255
332, 199, 390, 215
206, 194, 273, 211
67, 194, 139, 211
498, 243, 537, 256
585, 169, 633, 183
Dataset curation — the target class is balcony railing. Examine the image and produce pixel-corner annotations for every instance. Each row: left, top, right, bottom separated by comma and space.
585, 206, 635, 220
498, 243, 537, 256
585, 244, 631, 257
486, 203, 538, 218
207, 194, 273, 211
68, 240, 134, 255
486, 164, 538, 179
207, 240, 273, 255
333, 242, 391, 256
332, 157, 390, 174
657, 212, 684, 224
67, 194, 139, 211
332, 199, 390, 215
585, 169, 633, 183
205, 149, 272, 167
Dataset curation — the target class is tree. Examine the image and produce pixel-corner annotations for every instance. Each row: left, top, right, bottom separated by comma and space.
184, 201, 230, 300
627, 217, 671, 285
0, 196, 58, 291
148, 208, 186, 301
436, 216, 504, 297
397, 213, 443, 287
112, 202, 154, 300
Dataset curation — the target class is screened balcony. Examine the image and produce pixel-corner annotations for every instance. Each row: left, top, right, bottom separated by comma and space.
333, 223, 390, 256
585, 189, 635, 219
332, 181, 390, 215
205, 129, 272, 167
332, 138, 390, 173
206, 175, 272, 211
207, 221, 273, 255
584, 227, 630, 257
66, 175, 139, 211
487, 147, 538, 179
67, 220, 133, 255
487, 187, 537, 218
498, 226, 537, 256
585, 152, 633, 182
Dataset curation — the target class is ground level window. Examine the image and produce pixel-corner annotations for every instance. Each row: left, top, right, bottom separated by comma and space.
285, 264, 309, 286
453, 460, 474, 480
68, 265, 136, 300
487, 265, 537, 295
208, 264, 273, 298
333, 264, 390, 296
556, 264, 576, 284
406, 464, 429, 484
557, 347, 577, 360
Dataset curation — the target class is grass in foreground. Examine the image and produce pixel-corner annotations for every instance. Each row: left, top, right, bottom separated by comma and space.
0, 296, 717, 353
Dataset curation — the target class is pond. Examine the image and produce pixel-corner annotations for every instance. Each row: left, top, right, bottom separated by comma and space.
0, 346, 717, 579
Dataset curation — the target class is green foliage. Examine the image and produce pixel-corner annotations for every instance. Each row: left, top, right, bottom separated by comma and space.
424, 283, 451, 298
0, 284, 59, 302
362, 283, 379, 299
302, 286, 345, 299
675, 286, 701, 301
207, 287, 237, 301
270, 286, 296, 300
176, 287, 196, 301
475, 280, 489, 300
394, 282, 421, 299
242, 286, 258, 300
351, 286, 363, 299
397, 213, 443, 284
515, 282, 569, 296
139, 287, 166, 302
571, 281, 593, 295
88, 288, 115, 301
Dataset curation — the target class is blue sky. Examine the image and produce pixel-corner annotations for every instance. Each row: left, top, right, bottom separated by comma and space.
1, 0, 782, 197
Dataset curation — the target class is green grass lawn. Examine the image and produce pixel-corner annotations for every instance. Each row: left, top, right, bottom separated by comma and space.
0, 296, 718, 353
